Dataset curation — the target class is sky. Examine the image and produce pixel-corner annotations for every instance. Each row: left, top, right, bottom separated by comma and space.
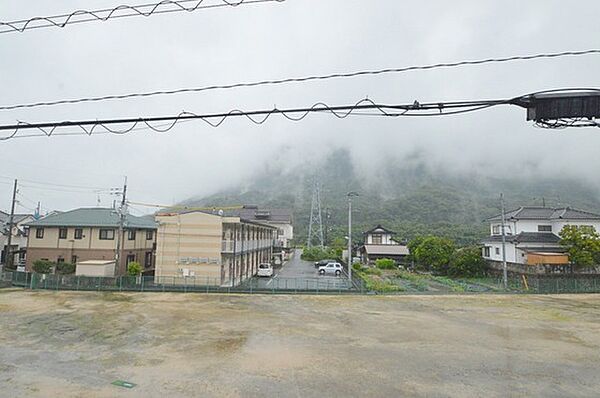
1, 0, 599, 215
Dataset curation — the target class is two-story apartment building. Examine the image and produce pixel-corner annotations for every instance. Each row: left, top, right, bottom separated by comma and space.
1, 211, 35, 268
358, 224, 409, 265
482, 206, 600, 265
25, 208, 157, 275
154, 210, 277, 286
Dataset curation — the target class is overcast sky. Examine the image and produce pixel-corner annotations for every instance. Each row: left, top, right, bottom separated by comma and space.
1, 0, 599, 215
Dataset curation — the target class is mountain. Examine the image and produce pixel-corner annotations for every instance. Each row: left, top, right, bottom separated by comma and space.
182, 149, 600, 246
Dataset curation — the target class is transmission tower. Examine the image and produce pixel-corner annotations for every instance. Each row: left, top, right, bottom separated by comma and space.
307, 180, 324, 248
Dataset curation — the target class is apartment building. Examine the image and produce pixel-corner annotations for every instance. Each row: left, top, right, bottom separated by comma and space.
1, 211, 35, 268
154, 210, 277, 286
25, 208, 157, 275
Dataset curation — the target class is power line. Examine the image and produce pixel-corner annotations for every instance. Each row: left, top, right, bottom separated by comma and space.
0, 97, 511, 140
0, 0, 284, 34
0, 174, 115, 191
1, 49, 598, 111
1, 89, 598, 141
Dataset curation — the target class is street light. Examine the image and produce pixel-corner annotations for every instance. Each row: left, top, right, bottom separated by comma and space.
347, 191, 359, 284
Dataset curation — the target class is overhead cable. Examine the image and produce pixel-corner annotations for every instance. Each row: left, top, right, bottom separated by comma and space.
0, 0, 284, 34
0, 97, 514, 141
1, 49, 598, 111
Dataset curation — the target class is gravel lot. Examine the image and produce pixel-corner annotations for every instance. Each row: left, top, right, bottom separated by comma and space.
1, 290, 600, 397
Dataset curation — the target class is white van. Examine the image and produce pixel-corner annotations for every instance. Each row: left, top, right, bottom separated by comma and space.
257, 263, 274, 277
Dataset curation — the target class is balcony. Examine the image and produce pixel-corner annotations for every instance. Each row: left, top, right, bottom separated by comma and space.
221, 239, 274, 254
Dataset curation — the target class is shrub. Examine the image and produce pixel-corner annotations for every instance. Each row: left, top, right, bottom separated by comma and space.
32, 260, 54, 274
301, 246, 339, 262
375, 258, 396, 270
127, 261, 142, 276
56, 262, 75, 275
410, 236, 455, 274
448, 246, 486, 277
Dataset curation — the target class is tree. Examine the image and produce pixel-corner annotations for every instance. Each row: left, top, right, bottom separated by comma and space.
559, 225, 600, 268
127, 261, 142, 276
448, 246, 486, 277
56, 262, 75, 275
32, 260, 54, 274
375, 258, 396, 269
411, 236, 455, 274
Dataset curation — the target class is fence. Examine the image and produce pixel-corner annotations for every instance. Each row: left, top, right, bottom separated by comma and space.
4, 271, 365, 295
4, 271, 600, 295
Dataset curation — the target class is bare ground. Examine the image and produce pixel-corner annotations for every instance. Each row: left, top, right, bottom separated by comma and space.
1, 290, 600, 397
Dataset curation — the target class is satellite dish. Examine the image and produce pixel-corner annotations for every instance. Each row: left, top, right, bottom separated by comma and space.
218, 209, 224, 216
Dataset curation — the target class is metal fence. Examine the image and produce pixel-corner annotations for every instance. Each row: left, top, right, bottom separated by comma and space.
4, 271, 600, 295
4, 271, 364, 295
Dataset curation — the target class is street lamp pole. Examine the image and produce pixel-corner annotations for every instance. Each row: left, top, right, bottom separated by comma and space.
347, 192, 359, 283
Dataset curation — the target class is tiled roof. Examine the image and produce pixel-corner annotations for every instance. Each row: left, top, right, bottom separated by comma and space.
363, 224, 396, 235
487, 206, 600, 221
361, 244, 409, 255
0, 211, 33, 225
26, 208, 157, 229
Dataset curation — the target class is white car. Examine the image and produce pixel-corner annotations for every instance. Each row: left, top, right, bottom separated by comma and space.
318, 262, 343, 276
257, 263, 274, 277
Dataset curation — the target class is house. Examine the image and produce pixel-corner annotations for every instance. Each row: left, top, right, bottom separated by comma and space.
0, 210, 35, 268
25, 208, 157, 275
154, 210, 277, 286
233, 205, 293, 250
358, 225, 409, 265
482, 206, 600, 265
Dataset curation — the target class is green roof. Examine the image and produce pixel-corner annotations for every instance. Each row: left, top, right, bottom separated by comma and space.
26, 208, 157, 229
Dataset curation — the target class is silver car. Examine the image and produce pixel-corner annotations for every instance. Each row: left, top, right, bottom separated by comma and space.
318, 262, 343, 276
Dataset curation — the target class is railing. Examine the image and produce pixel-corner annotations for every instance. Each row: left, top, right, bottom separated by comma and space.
221, 239, 275, 254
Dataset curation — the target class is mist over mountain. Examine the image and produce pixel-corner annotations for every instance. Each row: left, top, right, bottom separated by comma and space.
184, 149, 600, 246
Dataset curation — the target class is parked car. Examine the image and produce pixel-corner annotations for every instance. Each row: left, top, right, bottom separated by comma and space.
318, 262, 343, 276
314, 259, 336, 268
257, 263, 274, 277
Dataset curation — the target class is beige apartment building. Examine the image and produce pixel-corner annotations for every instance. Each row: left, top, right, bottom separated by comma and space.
25, 208, 157, 275
155, 210, 277, 286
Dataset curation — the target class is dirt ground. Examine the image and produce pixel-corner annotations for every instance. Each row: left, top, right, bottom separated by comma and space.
1, 290, 600, 397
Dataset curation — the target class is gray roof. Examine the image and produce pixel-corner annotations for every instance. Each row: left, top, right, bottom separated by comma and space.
0, 211, 33, 225
26, 208, 157, 229
487, 206, 600, 221
179, 205, 292, 224
483, 232, 561, 244
363, 224, 396, 235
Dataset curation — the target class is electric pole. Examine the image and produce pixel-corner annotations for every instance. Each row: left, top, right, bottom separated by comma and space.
347, 191, 359, 283
115, 177, 128, 274
4, 179, 17, 270
500, 193, 508, 290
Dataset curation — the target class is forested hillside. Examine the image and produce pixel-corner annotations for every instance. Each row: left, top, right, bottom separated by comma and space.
183, 149, 600, 246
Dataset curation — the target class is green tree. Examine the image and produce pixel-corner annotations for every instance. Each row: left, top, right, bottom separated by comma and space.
127, 261, 142, 276
559, 225, 600, 268
375, 258, 396, 270
55, 262, 75, 275
32, 260, 54, 274
448, 246, 486, 277
411, 236, 455, 274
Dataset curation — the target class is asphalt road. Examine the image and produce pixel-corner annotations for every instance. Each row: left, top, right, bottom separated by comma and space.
252, 249, 351, 290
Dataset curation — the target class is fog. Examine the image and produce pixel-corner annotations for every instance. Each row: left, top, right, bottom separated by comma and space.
1, 0, 599, 214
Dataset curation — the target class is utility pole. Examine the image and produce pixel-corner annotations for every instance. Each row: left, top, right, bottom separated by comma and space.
115, 176, 127, 274
347, 191, 359, 283
500, 193, 508, 290
5, 179, 17, 269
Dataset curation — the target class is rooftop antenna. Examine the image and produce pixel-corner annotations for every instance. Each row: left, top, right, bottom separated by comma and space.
307, 178, 324, 248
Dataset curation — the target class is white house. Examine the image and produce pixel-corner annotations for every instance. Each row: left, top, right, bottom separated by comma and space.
358, 225, 409, 265
482, 206, 600, 265
0, 211, 35, 268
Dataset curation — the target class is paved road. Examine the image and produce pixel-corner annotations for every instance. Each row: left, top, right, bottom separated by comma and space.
252, 249, 351, 290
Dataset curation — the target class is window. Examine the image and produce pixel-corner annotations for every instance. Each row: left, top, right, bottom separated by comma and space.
483, 247, 490, 257
35, 228, 44, 239
495, 247, 500, 255
126, 254, 135, 265
144, 251, 153, 268
538, 225, 552, 232
128, 230, 136, 240
372, 234, 382, 244
71, 255, 78, 264
59, 228, 67, 239
146, 230, 154, 240
492, 225, 500, 235
99, 229, 115, 240
74, 228, 83, 240
57, 257, 64, 263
